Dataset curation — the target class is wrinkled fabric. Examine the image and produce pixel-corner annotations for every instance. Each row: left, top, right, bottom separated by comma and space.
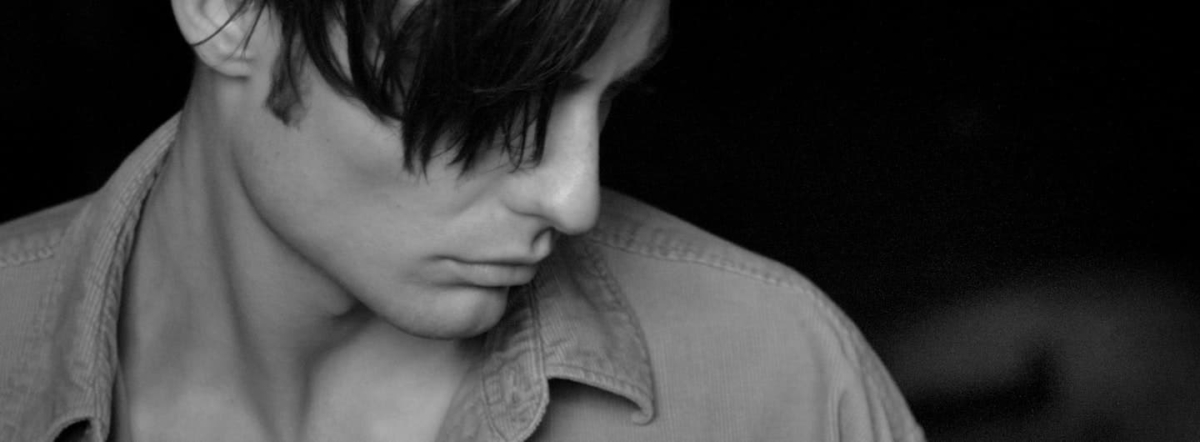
0, 116, 924, 442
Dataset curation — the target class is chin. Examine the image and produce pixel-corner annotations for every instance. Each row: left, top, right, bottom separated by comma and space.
383, 285, 512, 340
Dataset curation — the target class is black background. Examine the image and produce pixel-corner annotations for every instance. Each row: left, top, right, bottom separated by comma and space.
3, 2, 1198, 439
605, 2, 1197, 319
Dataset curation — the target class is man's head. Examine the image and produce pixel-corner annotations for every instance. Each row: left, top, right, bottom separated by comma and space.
169, 0, 669, 338
175, 0, 668, 171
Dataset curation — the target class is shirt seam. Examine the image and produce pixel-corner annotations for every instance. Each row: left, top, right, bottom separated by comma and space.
481, 286, 551, 442
585, 224, 868, 373
0, 246, 56, 268
479, 352, 504, 441
515, 286, 551, 442
589, 228, 879, 382
573, 239, 657, 423
582, 234, 807, 290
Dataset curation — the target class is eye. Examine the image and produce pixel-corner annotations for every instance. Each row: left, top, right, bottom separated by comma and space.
501, 131, 543, 170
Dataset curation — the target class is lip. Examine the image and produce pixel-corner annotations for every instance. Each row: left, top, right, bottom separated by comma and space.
449, 260, 540, 287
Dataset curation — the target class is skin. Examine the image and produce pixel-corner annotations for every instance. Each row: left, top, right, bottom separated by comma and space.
115, 0, 669, 441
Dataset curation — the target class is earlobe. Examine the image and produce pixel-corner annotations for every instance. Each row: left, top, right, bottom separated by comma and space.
172, 0, 259, 77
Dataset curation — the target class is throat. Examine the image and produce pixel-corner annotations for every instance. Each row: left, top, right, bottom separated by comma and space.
305, 321, 483, 442
117, 311, 482, 442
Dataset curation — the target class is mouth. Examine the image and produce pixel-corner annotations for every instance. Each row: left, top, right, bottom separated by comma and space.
450, 260, 540, 287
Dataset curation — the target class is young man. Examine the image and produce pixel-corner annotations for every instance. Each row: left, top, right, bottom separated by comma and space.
0, 0, 923, 440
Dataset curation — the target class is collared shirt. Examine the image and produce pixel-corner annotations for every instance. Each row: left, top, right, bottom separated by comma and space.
0, 116, 924, 442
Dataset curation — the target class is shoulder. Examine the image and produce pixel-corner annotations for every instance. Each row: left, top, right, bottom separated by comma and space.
0, 197, 90, 314
583, 190, 848, 342
0, 196, 90, 295
586, 190, 808, 288
583, 190, 870, 370
575, 190, 923, 440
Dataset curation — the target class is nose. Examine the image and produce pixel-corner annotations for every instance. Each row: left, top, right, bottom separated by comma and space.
509, 96, 602, 236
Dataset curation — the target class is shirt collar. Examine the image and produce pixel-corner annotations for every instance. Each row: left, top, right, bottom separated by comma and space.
436, 237, 657, 442
15, 115, 655, 442
8, 115, 177, 442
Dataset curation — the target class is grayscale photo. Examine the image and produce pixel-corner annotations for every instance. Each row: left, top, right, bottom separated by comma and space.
1, 1, 1195, 441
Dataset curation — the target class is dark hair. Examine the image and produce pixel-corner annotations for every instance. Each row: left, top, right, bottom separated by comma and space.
231, 0, 635, 172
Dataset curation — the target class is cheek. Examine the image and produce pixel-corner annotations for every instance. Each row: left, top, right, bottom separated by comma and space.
230, 133, 427, 319
260, 91, 422, 222
231, 75, 519, 279
230, 100, 410, 264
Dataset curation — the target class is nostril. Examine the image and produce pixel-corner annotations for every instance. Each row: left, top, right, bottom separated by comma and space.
546, 175, 601, 235
532, 229, 558, 258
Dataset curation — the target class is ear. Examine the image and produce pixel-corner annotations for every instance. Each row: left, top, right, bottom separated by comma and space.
172, 0, 259, 77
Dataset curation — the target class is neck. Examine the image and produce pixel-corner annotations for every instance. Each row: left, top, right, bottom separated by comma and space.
118, 74, 477, 441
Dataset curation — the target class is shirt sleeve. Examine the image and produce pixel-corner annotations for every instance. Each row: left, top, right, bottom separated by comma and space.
833, 335, 926, 442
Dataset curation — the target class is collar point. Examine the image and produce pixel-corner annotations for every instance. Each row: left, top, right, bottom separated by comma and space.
630, 401, 655, 425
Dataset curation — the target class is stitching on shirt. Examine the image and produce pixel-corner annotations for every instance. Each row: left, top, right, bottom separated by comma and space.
587, 239, 656, 377
479, 316, 510, 440
584, 196, 812, 290
85, 141, 174, 438
584, 204, 874, 364
0, 229, 64, 268
588, 212, 880, 381
576, 239, 657, 422
511, 280, 551, 442
597, 224, 878, 378
584, 230, 808, 290
479, 282, 550, 442
3, 225, 73, 440
0, 246, 56, 268
0, 197, 87, 269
